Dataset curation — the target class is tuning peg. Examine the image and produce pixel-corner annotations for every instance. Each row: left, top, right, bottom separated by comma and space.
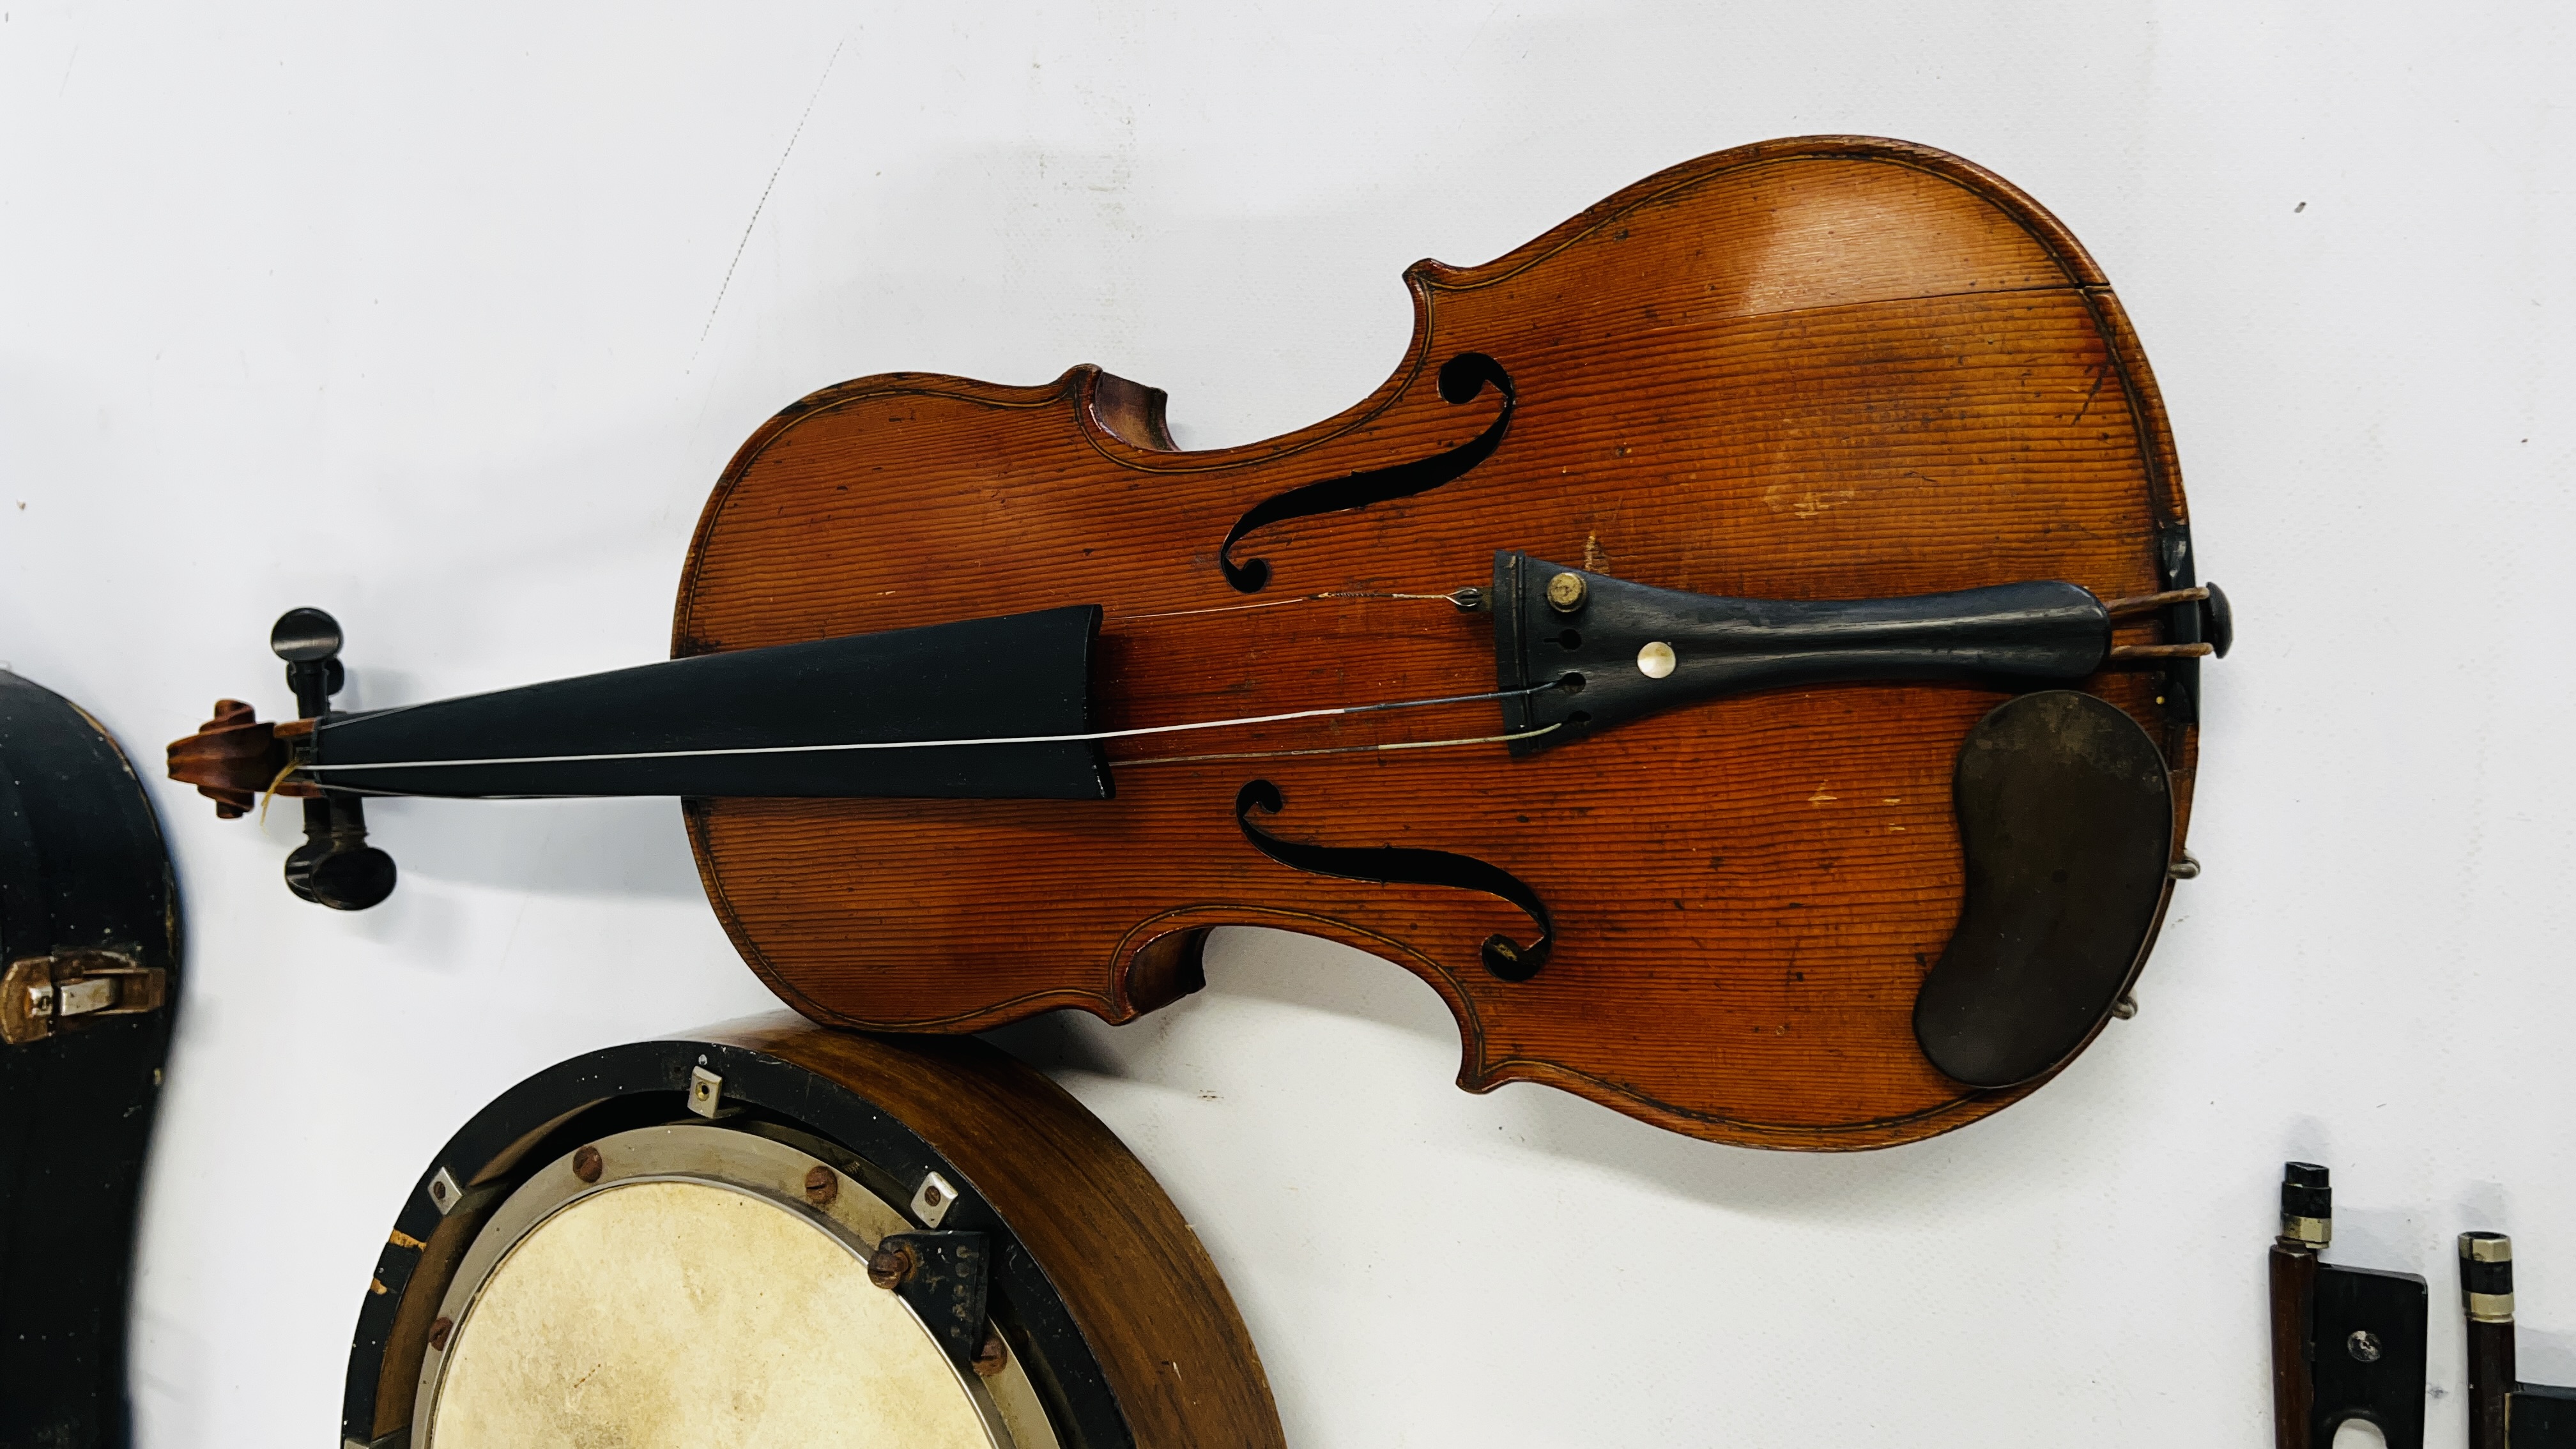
263, 607, 396, 910
272, 606, 348, 715
2198, 583, 2233, 658
285, 829, 397, 912
269, 606, 342, 662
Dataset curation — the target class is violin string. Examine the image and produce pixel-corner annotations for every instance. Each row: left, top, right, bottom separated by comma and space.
1108, 721, 1561, 769
254, 757, 304, 825
1114, 588, 1475, 623
298, 592, 1478, 735
293, 681, 1563, 776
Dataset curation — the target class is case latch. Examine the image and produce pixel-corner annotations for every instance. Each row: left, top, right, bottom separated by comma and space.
1, 951, 170, 1045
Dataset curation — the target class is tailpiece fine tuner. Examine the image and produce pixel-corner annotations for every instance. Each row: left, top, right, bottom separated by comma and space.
170, 137, 2231, 1149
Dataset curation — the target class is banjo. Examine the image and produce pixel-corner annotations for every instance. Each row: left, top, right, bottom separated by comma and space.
345, 1020, 1280, 1449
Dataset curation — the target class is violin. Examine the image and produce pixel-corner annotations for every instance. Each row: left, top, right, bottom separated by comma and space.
170, 136, 2228, 1149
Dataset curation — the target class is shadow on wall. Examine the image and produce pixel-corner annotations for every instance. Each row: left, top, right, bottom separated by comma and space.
2526, 1329, 2576, 1397
782, 142, 1440, 455
987, 923, 2124, 1227
1487, 1047, 2116, 1227
284, 794, 707, 901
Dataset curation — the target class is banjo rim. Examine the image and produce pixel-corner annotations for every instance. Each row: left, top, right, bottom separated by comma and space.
343, 1016, 1281, 1449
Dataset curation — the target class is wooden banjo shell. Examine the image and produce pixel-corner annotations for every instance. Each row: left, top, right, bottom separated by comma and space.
344, 1019, 1282, 1449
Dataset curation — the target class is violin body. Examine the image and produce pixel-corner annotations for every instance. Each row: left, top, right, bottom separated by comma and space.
668, 136, 2200, 1149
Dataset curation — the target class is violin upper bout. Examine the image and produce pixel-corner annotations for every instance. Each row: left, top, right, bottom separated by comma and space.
1912, 690, 2175, 1089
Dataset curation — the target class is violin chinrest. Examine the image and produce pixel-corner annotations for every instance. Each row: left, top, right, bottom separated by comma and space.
1912, 691, 2175, 1088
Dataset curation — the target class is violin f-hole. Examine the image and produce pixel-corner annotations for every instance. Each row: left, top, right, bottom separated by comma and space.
1232, 779, 1551, 981
1216, 352, 1515, 593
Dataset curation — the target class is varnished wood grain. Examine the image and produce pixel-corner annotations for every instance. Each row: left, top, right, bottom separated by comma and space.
675, 136, 2201, 1149
708, 1020, 1285, 1449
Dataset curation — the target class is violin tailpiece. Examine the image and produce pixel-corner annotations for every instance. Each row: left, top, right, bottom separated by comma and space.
1491, 550, 2114, 755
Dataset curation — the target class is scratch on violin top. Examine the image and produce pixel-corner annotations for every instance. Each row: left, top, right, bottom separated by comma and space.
2070, 362, 2109, 425
695, 40, 847, 362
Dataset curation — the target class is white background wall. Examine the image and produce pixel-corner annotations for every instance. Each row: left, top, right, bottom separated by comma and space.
3, 2, 2570, 1444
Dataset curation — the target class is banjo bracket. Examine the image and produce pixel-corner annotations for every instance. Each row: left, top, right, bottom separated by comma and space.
870, 1230, 995, 1375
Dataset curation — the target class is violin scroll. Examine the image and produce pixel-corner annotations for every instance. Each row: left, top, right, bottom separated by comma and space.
167, 699, 296, 818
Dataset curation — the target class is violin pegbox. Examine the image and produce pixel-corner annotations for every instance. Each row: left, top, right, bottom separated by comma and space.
166, 608, 395, 910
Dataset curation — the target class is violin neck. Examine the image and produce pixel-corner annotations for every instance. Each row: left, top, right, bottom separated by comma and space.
302, 606, 1111, 801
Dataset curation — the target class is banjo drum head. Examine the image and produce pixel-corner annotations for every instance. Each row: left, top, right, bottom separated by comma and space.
344, 1020, 1280, 1449
422, 1131, 1016, 1448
